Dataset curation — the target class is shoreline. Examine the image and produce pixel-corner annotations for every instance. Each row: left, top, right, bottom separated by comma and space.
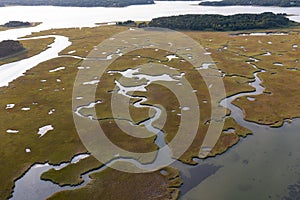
0, 22, 42, 31
2, 24, 300, 199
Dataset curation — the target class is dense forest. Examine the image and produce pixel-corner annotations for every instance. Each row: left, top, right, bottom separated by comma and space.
2, 21, 31, 27
199, 0, 300, 7
149, 12, 297, 31
0, 40, 25, 58
0, 0, 154, 7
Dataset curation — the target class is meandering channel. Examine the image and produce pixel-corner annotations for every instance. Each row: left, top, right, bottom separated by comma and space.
11, 67, 181, 199
1, 23, 290, 199
9, 51, 271, 200
0, 0, 299, 198
220, 62, 267, 130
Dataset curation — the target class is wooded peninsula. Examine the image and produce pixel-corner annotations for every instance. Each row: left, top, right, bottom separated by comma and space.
148, 12, 297, 31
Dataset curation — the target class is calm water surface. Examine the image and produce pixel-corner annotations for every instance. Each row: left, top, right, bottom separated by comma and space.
1, 1, 300, 40
182, 119, 300, 199
1, 1, 300, 199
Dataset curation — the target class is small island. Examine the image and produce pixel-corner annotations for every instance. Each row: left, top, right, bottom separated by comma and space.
0, 0, 154, 7
3, 21, 31, 27
200, 0, 300, 7
0, 21, 42, 31
148, 12, 297, 31
116, 20, 137, 26
0, 40, 26, 59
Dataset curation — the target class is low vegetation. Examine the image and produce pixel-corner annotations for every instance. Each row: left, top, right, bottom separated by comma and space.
48, 166, 182, 200
1, 23, 300, 200
0, 26, 181, 200
184, 29, 300, 127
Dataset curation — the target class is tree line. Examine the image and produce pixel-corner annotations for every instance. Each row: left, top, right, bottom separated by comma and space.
0, 0, 154, 7
148, 12, 297, 31
3, 21, 31, 28
0, 40, 25, 58
199, 0, 300, 7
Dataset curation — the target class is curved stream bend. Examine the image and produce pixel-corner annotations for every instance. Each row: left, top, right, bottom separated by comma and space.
11, 67, 182, 200
11, 54, 267, 199
0, 35, 71, 87
220, 63, 266, 130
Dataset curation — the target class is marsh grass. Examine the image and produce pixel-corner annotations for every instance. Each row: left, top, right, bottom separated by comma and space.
2, 25, 299, 199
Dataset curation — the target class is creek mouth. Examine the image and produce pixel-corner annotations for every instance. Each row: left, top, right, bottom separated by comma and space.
181, 61, 300, 199
176, 60, 267, 196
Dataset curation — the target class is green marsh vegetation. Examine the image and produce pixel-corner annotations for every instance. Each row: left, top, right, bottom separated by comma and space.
1, 24, 300, 199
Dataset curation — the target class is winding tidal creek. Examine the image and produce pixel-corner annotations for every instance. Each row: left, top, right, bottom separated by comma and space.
1, 2, 300, 199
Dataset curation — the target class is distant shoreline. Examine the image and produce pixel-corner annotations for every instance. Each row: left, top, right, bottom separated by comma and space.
147, 12, 299, 31
0, 0, 155, 8
200, 0, 300, 7
0, 22, 42, 31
